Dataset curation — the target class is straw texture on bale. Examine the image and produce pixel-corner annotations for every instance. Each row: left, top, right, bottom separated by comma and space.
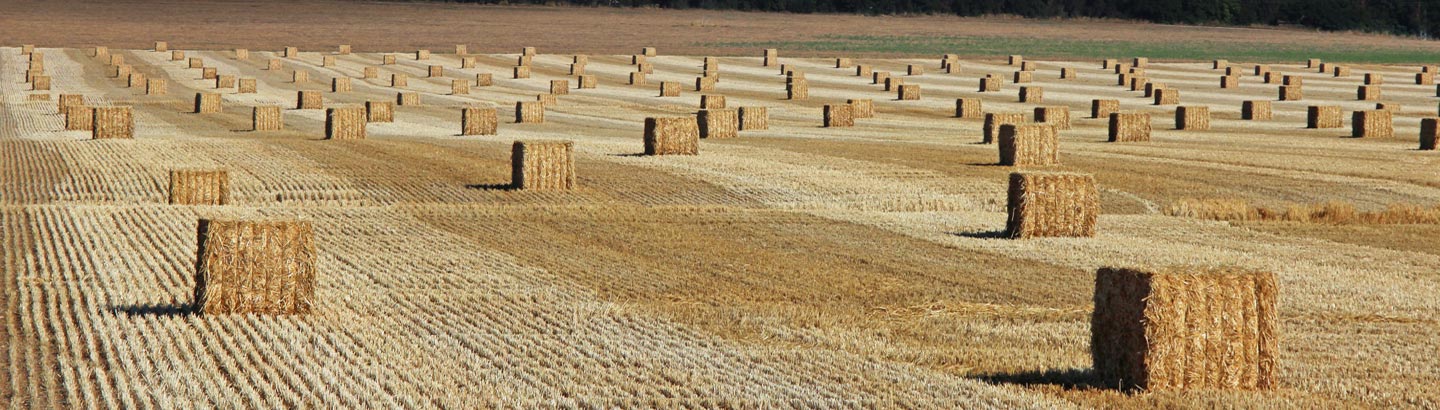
1308, 106, 1343, 129
1422, 118, 1440, 150
786, 80, 808, 100
169, 170, 229, 205
550, 80, 570, 95
1419, 73, 1436, 85
577, 75, 596, 89
660, 81, 681, 97
1132, 57, 1149, 67
1334, 66, 1350, 77
92, 107, 134, 139
1353, 110, 1393, 138
297, 90, 323, 110
211, 75, 235, 89
908, 65, 924, 76
1154, 88, 1180, 105
461, 107, 499, 136
998, 124, 1059, 166
451, 80, 471, 95
397, 92, 420, 106
948, 98, 983, 119
252, 106, 283, 131
1091, 266, 1279, 391
194, 93, 221, 114
980, 76, 1002, 92
824, 104, 855, 128
1102, 59, 1117, 69
202, 68, 218, 80
513, 66, 530, 79
25, 69, 44, 83
267, 58, 280, 70
643, 47, 657, 57
1005, 172, 1098, 238
58, 94, 83, 113
517, 55, 532, 66
31, 51, 44, 64
128, 73, 146, 88
898, 84, 921, 101
1308, 58, 1321, 68
283, 46, 299, 58
522, 47, 536, 56
1034, 106, 1071, 130
322, 56, 335, 67
632, 55, 646, 65
883, 77, 903, 92
856, 64, 872, 77
391, 73, 408, 87
699, 109, 739, 139
475, 73, 493, 87
325, 106, 366, 140
536, 94, 557, 108
1019, 86, 1042, 103
511, 140, 576, 190
108, 54, 123, 65
1243, 100, 1273, 120
189, 57, 204, 69
109, 65, 130, 79
194, 219, 316, 315
1280, 86, 1303, 101
1213, 60, 1228, 69
1221, 76, 1239, 89
1263, 72, 1279, 84
1365, 73, 1384, 85
1021, 61, 1037, 72
1013, 71, 1033, 84
1357, 85, 1380, 101
515, 101, 545, 124
234, 49, 247, 60
461, 57, 476, 69
22, 44, 34, 54
836, 58, 852, 68
739, 107, 768, 131
338, 44, 351, 54
1109, 112, 1152, 142
848, 99, 874, 119
1061, 67, 1076, 79
700, 95, 727, 109
291, 70, 307, 83
947, 63, 962, 74
31, 76, 50, 91
697, 76, 718, 92
983, 112, 1027, 144
873, 71, 890, 84
1176, 106, 1211, 130
65, 105, 93, 131
428, 65, 443, 78
644, 117, 700, 155
365, 101, 393, 123
637, 62, 653, 74
383, 55, 396, 65
1009, 55, 1023, 65
238, 78, 256, 94
1114, 63, 1130, 74
629, 72, 646, 85
416, 50, 430, 60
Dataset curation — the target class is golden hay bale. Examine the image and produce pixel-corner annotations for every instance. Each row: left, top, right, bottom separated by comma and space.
786, 79, 808, 100
1221, 76, 1240, 89
848, 98, 874, 119
1109, 112, 1151, 142
660, 81, 681, 97
1319, 62, 1330, 73
513, 66, 530, 79
396, 92, 420, 106
25, 69, 43, 82
1357, 85, 1380, 101
898, 84, 921, 101
1009, 55, 1023, 65
202, 67, 218, 80
1154, 88, 1180, 105
956, 98, 984, 119
699, 109, 739, 139
1102, 59, 1117, 69
215, 75, 236, 89
1425, 65, 1438, 73
1113, 63, 1131, 74
1034, 106, 1070, 130
1019, 86, 1042, 103
1279, 85, 1303, 101
1129, 66, 1146, 76
644, 117, 700, 155
537, 93, 557, 108
1418, 73, 1435, 85
908, 64, 924, 76
415, 49, 430, 60
1243, 100, 1272, 120
234, 49, 248, 60
153, 41, 168, 52
194, 219, 316, 315
383, 54, 396, 65
325, 106, 366, 140
1333, 66, 1350, 77
999, 124, 1059, 166
391, 73, 408, 87
511, 140, 576, 190
1021, 61, 1037, 72
1262, 72, 1281, 84
26, 93, 48, 102
979, 76, 1002, 92
946, 62, 962, 75
252, 106, 283, 131
297, 90, 323, 110
292, 70, 308, 83
127, 73, 146, 88
517, 55, 532, 66
700, 95, 727, 109
1138, 79, 1159, 94
1352, 110, 1393, 138
1213, 59, 1228, 69
983, 112, 1027, 144
1376, 102, 1401, 113
461, 107, 498, 136
194, 93, 222, 114
22, 44, 34, 54
29, 51, 44, 65
883, 76, 903, 92
637, 62, 654, 74
1224, 67, 1241, 77
461, 57, 476, 69
267, 58, 281, 70
1118, 73, 1132, 86
643, 47, 657, 57
836, 57, 852, 68
1091, 99, 1120, 119
824, 104, 855, 128
30, 75, 50, 91
1060, 67, 1076, 79
697, 76, 718, 92
873, 71, 891, 85
428, 65, 444, 78
1092, 266, 1279, 391
1006, 171, 1098, 238
169, 169, 228, 205
1013, 71, 1033, 84
454, 44, 466, 55
475, 73, 493, 87
739, 106, 768, 131
1365, 73, 1384, 85
1253, 64, 1270, 76
92, 107, 134, 139
237, 78, 256, 94
522, 46, 537, 56
109, 54, 124, 65
188, 57, 204, 69
570, 63, 586, 76
338, 44, 352, 54
515, 101, 545, 124
283, 46, 299, 58
629, 72, 646, 85
365, 101, 393, 123
1176, 106, 1210, 131
65, 105, 93, 131
1307, 106, 1343, 129
322, 56, 335, 67
1422, 118, 1440, 150
856, 64, 872, 77
762, 48, 778, 66
632, 54, 646, 65
1132, 57, 1149, 68
550, 80, 570, 95
1307, 58, 1321, 68
58, 94, 84, 113
451, 80, 470, 95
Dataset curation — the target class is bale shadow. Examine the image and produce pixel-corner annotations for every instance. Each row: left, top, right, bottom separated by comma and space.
965, 162, 1009, 167
974, 367, 1115, 391
607, 153, 648, 157
111, 302, 197, 317
950, 230, 1008, 239
467, 183, 517, 191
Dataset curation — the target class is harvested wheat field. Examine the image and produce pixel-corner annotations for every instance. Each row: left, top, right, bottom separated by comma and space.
2, 4, 1440, 410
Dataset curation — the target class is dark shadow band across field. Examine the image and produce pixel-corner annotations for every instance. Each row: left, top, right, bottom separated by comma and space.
705, 34, 1440, 64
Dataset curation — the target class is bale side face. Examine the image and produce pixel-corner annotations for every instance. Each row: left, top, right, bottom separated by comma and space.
234, 49, 248, 60
58, 94, 84, 113
65, 105, 94, 131
1242, 101, 1273, 120
202, 68, 218, 80
979, 77, 1001, 92
397, 92, 420, 106
1221, 76, 1239, 89
169, 170, 229, 205
1279, 86, 1303, 101
1422, 118, 1440, 150
1352, 110, 1394, 138
365, 101, 394, 123
1307, 106, 1343, 129
427, 65, 443, 78
297, 91, 323, 110
550, 80, 570, 95
325, 107, 367, 140
696, 76, 718, 92
1034, 107, 1071, 130
475, 73, 494, 87
644, 117, 700, 155
233, 78, 256, 93
907, 64, 924, 76
998, 124, 1059, 166
1019, 86, 1043, 103
578, 75, 596, 89
332, 77, 352, 93
194, 219, 316, 315
738, 107, 768, 131
983, 112, 1027, 144
189, 57, 204, 69
1091, 266, 1279, 391
957, 98, 984, 119
1418, 73, 1436, 85
1154, 88, 1180, 105
856, 64, 872, 77
699, 109, 739, 139
511, 140, 576, 190
1061, 67, 1076, 79
823, 105, 854, 128
1005, 172, 1099, 238
848, 99, 874, 119
513, 66, 531, 79
461, 107, 499, 136
786, 80, 808, 100
449, 80, 471, 95
1176, 106, 1211, 130
1013, 71, 1033, 84
659, 82, 681, 97
252, 106, 283, 131
194, 93, 221, 114
629, 72, 646, 85
898, 84, 921, 101
391, 73, 408, 87
1109, 112, 1152, 142
700, 95, 727, 109
92, 107, 134, 139
292, 71, 308, 83
515, 101, 545, 124
1357, 85, 1380, 101
1092, 99, 1120, 119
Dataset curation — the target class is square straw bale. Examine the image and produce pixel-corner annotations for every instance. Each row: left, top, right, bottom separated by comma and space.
578, 75, 596, 89
238, 78, 256, 94
1422, 118, 1440, 150
1243, 100, 1272, 120
193, 219, 316, 315
460, 107, 498, 136
1352, 110, 1393, 138
451, 80, 471, 95
699, 109, 739, 139
296, 90, 323, 110
365, 101, 393, 123
701, 95, 727, 109
194, 93, 221, 114
1308, 106, 1343, 129
65, 105, 93, 131
984, 112, 1027, 144
629, 72, 646, 85
998, 124, 1059, 166
856, 64, 872, 77
515, 101, 545, 123
848, 99, 874, 118
1034, 106, 1071, 130
1005, 171, 1098, 238
738, 107, 768, 131
1013, 71, 1032, 84
644, 117, 700, 155
215, 75, 236, 89
396, 92, 420, 106
513, 66, 530, 79
979, 76, 1004, 92
1092, 99, 1120, 119
1109, 112, 1151, 142
476, 73, 493, 86
824, 104, 854, 128
1019, 86, 1042, 103
786, 80, 808, 100
1176, 106, 1211, 130
956, 98, 984, 119
511, 140, 576, 190
92, 107, 134, 139
1154, 88, 1180, 105
325, 106, 366, 140
390, 73, 408, 87
252, 106, 283, 131
660, 81, 681, 97
1357, 85, 1380, 101
898, 84, 921, 100
1279, 86, 1303, 101
550, 80, 570, 95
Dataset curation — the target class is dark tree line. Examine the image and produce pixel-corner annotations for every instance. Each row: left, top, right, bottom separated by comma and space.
445, 0, 1440, 38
